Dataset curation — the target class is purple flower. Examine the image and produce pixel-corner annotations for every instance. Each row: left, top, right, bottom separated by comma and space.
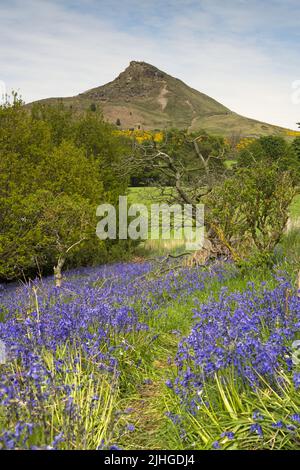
272, 421, 284, 429
221, 431, 235, 440
250, 424, 263, 438
252, 411, 264, 421
1, 259, 300, 450
290, 414, 300, 424
212, 441, 220, 449
293, 373, 300, 389
286, 424, 297, 432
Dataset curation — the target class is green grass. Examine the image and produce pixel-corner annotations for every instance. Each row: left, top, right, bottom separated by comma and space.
128, 187, 190, 256
290, 194, 300, 220
129, 187, 300, 220
190, 112, 291, 138
2, 232, 300, 449
115, 227, 300, 450
127, 186, 173, 207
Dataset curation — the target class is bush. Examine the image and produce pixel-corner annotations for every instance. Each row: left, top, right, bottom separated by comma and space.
0, 97, 131, 280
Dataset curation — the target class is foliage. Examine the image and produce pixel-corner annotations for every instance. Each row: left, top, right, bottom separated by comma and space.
206, 163, 296, 259
236, 137, 256, 152
126, 128, 229, 189
237, 135, 300, 183
292, 136, 300, 162
115, 129, 164, 144
0, 97, 130, 280
0, 259, 224, 448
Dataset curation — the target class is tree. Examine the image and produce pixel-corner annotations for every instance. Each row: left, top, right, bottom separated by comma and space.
0, 190, 98, 285
37, 140, 103, 199
0, 96, 131, 281
71, 110, 129, 201
31, 101, 74, 146
237, 135, 299, 182
35, 192, 96, 287
206, 163, 296, 260
292, 136, 300, 162
121, 131, 297, 264
120, 129, 232, 258
123, 129, 229, 195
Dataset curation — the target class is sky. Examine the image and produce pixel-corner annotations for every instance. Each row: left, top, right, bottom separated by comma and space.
1, 0, 300, 129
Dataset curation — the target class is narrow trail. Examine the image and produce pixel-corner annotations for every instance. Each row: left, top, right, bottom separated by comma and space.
157, 83, 169, 111
124, 380, 165, 449
118, 339, 179, 450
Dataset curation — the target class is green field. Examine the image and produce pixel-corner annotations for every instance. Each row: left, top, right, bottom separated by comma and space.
290, 194, 300, 220
128, 187, 188, 256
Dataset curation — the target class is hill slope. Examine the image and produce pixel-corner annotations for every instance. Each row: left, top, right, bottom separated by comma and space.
30, 61, 294, 137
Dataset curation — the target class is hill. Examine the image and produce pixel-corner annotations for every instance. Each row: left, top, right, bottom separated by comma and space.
30, 61, 295, 138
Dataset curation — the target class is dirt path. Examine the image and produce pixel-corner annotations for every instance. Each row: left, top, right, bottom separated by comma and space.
188, 115, 198, 133
118, 353, 177, 449
286, 217, 300, 232
157, 83, 169, 111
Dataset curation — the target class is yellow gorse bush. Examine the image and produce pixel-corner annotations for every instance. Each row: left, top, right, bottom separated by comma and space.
286, 130, 300, 137
115, 129, 164, 143
236, 137, 256, 151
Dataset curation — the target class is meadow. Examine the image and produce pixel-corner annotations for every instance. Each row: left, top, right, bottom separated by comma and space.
0, 225, 300, 450
1, 101, 300, 450
290, 195, 300, 226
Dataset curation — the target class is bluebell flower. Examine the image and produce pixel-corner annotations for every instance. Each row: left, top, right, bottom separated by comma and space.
272, 421, 284, 429
212, 441, 220, 449
250, 423, 263, 437
221, 431, 235, 440
290, 414, 300, 424
165, 379, 173, 389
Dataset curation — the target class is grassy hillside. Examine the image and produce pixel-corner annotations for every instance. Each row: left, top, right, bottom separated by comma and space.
28, 61, 298, 138
190, 112, 291, 137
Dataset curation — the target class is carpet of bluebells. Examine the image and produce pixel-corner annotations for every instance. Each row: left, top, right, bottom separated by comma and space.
175, 280, 300, 393
0, 259, 300, 450
168, 275, 300, 449
0, 261, 227, 449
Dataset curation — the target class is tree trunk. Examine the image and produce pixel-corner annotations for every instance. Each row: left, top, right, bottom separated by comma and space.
297, 270, 300, 298
54, 256, 65, 288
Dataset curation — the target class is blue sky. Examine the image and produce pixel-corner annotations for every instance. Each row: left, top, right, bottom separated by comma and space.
1, 0, 300, 129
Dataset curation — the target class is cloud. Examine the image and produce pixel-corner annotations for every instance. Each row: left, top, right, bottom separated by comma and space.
1, 0, 299, 129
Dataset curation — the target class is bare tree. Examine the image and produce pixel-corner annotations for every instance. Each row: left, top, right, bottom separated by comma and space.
120, 132, 231, 262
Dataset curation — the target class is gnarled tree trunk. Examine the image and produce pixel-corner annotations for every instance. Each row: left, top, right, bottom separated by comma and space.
53, 238, 86, 288
54, 256, 65, 288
